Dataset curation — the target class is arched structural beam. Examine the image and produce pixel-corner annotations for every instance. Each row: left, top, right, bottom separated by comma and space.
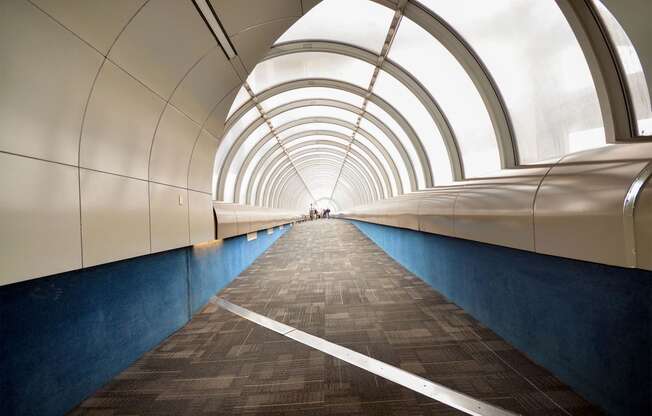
217, 97, 419, 200
267, 40, 464, 179
266, 149, 379, 207
270, 156, 373, 208
250, 116, 408, 205
274, 142, 385, 201
242, 134, 390, 204
226, 79, 432, 184
278, 160, 371, 208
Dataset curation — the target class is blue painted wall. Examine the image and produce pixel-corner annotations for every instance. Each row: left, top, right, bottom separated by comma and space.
0, 225, 288, 416
350, 220, 651, 416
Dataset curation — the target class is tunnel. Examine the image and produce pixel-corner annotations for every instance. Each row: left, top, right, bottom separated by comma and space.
1, 0, 651, 415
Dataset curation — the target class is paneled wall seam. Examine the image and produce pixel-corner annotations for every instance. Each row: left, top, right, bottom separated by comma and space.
227, 15, 303, 39
530, 163, 560, 253
145, 45, 218, 250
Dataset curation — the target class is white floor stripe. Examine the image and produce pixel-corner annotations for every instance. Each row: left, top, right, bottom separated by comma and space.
214, 297, 519, 416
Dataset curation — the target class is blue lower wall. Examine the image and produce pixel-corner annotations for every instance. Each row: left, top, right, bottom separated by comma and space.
350, 220, 651, 416
0, 225, 288, 416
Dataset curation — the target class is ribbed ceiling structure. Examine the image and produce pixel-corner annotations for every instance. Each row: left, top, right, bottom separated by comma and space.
213, 0, 651, 211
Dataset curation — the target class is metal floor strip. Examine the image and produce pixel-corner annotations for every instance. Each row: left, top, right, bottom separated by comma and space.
214, 297, 519, 416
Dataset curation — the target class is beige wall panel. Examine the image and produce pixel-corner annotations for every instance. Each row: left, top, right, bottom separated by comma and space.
80, 61, 165, 179
634, 179, 652, 270
0, 0, 102, 165
80, 169, 150, 267
214, 203, 239, 239
535, 144, 652, 267
210, 0, 301, 36
417, 191, 456, 236
188, 130, 219, 193
0, 154, 81, 285
454, 171, 546, 251
149, 105, 201, 188
230, 17, 300, 71
204, 89, 238, 139
109, 0, 214, 99
32, 0, 146, 54
170, 49, 240, 124
189, 191, 214, 244
150, 183, 190, 252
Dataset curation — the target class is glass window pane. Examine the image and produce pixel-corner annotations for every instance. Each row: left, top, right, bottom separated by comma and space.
353, 133, 399, 196
275, 0, 394, 54
359, 117, 412, 191
278, 122, 353, 140
592, 0, 651, 136
389, 17, 500, 177
269, 106, 359, 129
373, 70, 453, 184
260, 87, 365, 112
285, 135, 350, 147
213, 106, 260, 199
239, 138, 278, 202
420, 0, 606, 162
223, 123, 270, 202
248, 52, 375, 95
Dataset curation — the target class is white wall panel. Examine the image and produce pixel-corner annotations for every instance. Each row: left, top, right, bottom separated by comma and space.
149, 105, 201, 188
210, 0, 300, 36
0, 154, 81, 284
109, 0, 214, 98
170, 48, 240, 124
535, 144, 652, 267
189, 130, 219, 193
149, 183, 190, 252
80, 169, 150, 267
80, 61, 165, 179
189, 191, 215, 244
231, 17, 300, 71
0, 0, 102, 165
32, 0, 146, 54
205, 89, 239, 140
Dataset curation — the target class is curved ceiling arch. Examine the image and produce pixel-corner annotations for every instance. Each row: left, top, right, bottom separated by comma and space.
242, 134, 390, 204
270, 156, 373, 208
266, 149, 380, 208
270, 143, 385, 203
217, 98, 422, 201
249, 116, 410, 205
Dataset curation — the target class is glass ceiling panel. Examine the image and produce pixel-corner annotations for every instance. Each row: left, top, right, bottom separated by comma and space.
592, 0, 651, 136
389, 17, 500, 177
420, 0, 605, 162
248, 52, 375, 95
259, 87, 365, 113
358, 118, 412, 191
238, 138, 278, 203
223, 123, 270, 202
285, 135, 350, 147
363, 100, 425, 187
353, 133, 398, 195
226, 86, 249, 120
374, 70, 453, 185
269, 106, 359, 129
278, 123, 353, 140
275, 0, 394, 54
213, 106, 260, 198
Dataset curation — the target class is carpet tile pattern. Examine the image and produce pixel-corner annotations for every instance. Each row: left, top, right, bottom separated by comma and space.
70, 220, 602, 415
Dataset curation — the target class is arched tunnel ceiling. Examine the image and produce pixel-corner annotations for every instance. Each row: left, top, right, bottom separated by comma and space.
213, 0, 651, 211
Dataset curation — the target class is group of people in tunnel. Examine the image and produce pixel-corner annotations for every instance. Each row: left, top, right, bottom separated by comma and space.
308, 204, 330, 220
